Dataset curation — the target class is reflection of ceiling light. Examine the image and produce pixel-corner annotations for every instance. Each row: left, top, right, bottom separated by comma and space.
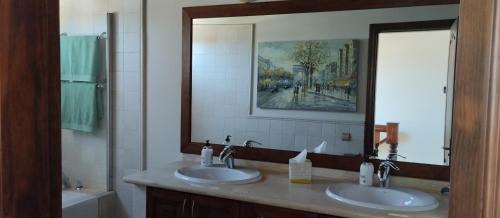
240, 0, 257, 3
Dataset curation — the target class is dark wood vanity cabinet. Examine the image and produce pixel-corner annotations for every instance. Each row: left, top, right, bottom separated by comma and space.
191, 194, 240, 218
147, 188, 190, 218
147, 187, 343, 218
240, 203, 319, 218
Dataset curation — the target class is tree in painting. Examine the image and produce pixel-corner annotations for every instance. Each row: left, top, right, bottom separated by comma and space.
290, 41, 330, 89
257, 39, 359, 112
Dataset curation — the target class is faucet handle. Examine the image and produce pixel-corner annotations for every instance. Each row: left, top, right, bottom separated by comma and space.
243, 140, 262, 147
380, 160, 400, 171
387, 153, 407, 159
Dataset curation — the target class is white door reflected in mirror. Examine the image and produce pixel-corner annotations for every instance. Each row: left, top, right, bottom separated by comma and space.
374, 29, 454, 165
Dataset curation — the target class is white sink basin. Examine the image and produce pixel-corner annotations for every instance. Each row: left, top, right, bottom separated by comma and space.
326, 183, 439, 212
175, 165, 262, 185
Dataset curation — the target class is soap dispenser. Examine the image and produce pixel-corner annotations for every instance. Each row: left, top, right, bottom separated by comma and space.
223, 135, 231, 146
359, 155, 374, 186
201, 140, 213, 167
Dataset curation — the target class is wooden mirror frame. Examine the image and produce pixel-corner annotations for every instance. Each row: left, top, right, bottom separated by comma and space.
364, 19, 457, 181
181, 0, 459, 181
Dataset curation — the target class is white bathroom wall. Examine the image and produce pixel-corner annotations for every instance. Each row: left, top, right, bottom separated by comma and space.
60, 0, 143, 217
375, 30, 451, 165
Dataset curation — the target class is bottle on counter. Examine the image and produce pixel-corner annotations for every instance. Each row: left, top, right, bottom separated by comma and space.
359, 155, 374, 186
201, 140, 213, 167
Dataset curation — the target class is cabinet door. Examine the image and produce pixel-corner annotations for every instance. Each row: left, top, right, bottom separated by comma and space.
241, 203, 319, 218
190, 194, 240, 218
147, 187, 190, 218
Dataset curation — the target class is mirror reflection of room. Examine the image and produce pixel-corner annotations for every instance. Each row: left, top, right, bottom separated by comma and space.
373, 22, 456, 166
190, 5, 459, 160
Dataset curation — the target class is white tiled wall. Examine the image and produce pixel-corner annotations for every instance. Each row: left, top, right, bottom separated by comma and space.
191, 25, 364, 155
60, 0, 144, 217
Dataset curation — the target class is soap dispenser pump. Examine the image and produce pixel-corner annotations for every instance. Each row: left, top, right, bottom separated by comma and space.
201, 140, 213, 167
359, 155, 374, 186
223, 135, 231, 146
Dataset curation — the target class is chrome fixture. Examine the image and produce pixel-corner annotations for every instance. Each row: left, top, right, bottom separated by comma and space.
219, 145, 236, 169
75, 180, 84, 191
220, 135, 235, 168
377, 160, 399, 188
243, 140, 262, 147
62, 173, 72, 190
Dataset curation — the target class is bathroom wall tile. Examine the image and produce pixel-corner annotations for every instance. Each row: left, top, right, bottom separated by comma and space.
123, 13, 140, 33
281, 120, 295, 135
294, 121, 309, 136
125, 91, 140, 112
269, 120, 282, 134
350, 124, 365, 141
123, 131, 141, 149
124, 71, 140, 92
113, 52, 124, 72
124, 52, 140, 71
115, 147, 140, 169
334, 139, 364, 156
322, 123, 336, 138
269, 134, 282, 147
93, 14, 109, 34
109, 0, 123, 12
307, 136, 324, 149
123, 0, 141, 13
245, 119, 259, 132
294, 135, 307, 148
281, 134, 295, 148
307, 122, 323, 137
115, 33, 125, 53
257, 119, 270, 134
124, 33, 140, 52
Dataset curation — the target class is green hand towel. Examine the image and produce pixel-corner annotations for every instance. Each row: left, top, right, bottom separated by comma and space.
61, 36, 101, 82
61, 81, 103, 133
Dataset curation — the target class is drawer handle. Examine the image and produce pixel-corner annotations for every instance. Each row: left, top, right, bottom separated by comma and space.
181, 199, 187, 216
191, 200, 196, 218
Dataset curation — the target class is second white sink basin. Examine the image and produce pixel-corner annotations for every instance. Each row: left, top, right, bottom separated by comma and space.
326, 183, 439, 212
175, 165, 262, 185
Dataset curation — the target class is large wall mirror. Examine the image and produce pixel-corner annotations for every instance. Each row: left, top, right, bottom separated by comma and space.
182, 1, 460, 181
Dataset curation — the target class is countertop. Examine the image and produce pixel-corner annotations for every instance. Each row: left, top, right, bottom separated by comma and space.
123, 156, 449, 218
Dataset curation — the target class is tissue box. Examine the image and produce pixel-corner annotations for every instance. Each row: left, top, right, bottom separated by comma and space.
289, 159, 312, 184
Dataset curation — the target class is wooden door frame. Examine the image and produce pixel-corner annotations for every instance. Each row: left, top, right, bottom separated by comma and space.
450, 0, 500, 217
0, 0, 61, 217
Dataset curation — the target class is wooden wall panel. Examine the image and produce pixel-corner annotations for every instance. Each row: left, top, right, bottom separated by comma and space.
450, 0, 500, 217
0, 0, 61, 217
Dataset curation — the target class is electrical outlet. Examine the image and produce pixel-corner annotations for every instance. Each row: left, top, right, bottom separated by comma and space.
342, 132, 352, 141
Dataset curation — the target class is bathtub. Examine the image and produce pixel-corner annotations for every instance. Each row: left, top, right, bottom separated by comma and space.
62, 190, 98, 218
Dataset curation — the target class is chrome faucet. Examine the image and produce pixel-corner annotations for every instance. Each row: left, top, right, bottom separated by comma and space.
219, 145, 236, 169
219, 135, 236, 168
243, 140, 262, 147
377, 160, 399, 188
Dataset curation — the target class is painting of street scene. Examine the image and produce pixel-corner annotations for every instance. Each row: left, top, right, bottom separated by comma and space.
257, 39, 359, 112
